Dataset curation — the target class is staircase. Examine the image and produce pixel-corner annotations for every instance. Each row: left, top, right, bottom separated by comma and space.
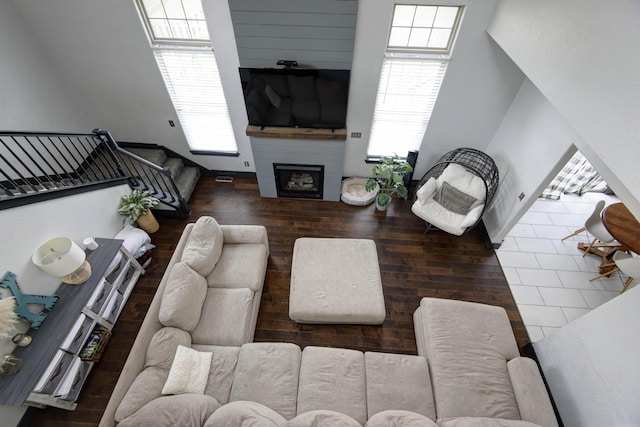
121, 147, 201, 210
0, 130, 201, 217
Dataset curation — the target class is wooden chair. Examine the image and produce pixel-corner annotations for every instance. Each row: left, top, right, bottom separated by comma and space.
591, 251, 640, 293
563, 200, 619, 257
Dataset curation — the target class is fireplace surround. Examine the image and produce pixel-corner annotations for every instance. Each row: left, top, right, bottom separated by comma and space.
249, 132, 345, 201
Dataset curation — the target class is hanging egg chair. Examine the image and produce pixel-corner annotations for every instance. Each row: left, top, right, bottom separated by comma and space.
411, 148, 499, 235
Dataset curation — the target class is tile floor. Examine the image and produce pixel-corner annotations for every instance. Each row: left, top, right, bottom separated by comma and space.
495, 192, 633, 342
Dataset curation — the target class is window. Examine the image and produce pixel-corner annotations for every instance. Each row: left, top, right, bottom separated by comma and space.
367, 5, 462, 159
136, 0, 237, 154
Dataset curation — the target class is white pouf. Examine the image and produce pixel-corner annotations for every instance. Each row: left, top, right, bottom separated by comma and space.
341, 177, 379, 206
289, 238, 386, 325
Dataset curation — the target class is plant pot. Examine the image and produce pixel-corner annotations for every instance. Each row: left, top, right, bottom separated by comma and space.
136, 209, 159, 234
376, 200, 390, 211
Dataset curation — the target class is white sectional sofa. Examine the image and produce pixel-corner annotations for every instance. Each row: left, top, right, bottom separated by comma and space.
100, 216, 558, 427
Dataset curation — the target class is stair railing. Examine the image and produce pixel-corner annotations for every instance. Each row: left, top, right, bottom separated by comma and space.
0, 129, 190, 216
94, 129, 190, 216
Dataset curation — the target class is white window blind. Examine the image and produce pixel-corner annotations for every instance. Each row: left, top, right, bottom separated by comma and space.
154, 49, 237, 153
367, 58, 448, 158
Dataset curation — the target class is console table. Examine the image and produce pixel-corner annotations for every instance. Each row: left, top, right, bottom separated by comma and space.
0, 238, 144, 410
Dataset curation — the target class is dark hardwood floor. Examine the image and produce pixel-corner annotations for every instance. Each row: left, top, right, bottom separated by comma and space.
26, 176, 527, 427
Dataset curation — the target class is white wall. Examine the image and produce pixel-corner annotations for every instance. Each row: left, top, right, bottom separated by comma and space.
0, 185, 130, 422
488, 0, 640, 218
345, 0, 524, 179
0, 0, 93, 131
483, 79, 580, 244
533, 285, 640, 427
9, 0, 524, 181
10, 0, 254, 172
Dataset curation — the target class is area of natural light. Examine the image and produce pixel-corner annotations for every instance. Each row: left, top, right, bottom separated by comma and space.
367, 4, 461, 158
138, 0, 238, 153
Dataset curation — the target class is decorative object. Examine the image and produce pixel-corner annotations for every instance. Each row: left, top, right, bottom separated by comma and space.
340, 177, 379, 206
83, 237, 99, 250
118, 190, 160, 233
365, 154, 413, 211
0, 296, 19, 338
0, 271, 59, 329
0, 354, 23, 375
11, 333, 32, 347
32, 237, 92, 284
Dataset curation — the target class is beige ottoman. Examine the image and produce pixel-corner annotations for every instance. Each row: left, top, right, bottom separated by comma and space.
289, 238, 385, 324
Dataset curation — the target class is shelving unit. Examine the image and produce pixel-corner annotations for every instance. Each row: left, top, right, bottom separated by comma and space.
0, 238, 144, 410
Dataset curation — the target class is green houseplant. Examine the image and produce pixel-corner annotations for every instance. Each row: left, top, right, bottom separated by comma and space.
365, 154, 413, 211
118, 190, 160, 233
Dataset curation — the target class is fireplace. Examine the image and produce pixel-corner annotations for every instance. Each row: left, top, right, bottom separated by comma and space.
273, 163, 324, 199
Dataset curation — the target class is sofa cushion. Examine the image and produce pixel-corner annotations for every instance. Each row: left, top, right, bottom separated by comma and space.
162, 345, 212, 395
206, 243, 268, 291
297, 346, 367, 425
118, 394, 220, 427
230, 343, 301, 420
364, 352, 435, 420
158, 262, 207, 332
181, 216, 224, 276
439, 163, 486, 202
287, 410, 362, 426
507, 358, 559, 427
415, 298, 521, 420
191, 287, 255, 346
365, 410, 437, 427
145, 327, 192, 369
434, 181, 479, 215
114, 367, 169, 423
115, 328, 191, 422
204, 401, 287, 427
192, 344, 241, 405
437, 418, 542, 427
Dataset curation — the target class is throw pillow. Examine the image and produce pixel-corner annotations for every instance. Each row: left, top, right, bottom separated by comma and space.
181, 216, 224, 276
161, 345, 212, 395
264, 84, 282, 109
158, 262, 207, 331
433, 182, 478, 216
118, 394, 220, 427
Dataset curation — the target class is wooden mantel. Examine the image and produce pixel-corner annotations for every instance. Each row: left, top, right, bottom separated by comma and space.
246, 125, 347, 141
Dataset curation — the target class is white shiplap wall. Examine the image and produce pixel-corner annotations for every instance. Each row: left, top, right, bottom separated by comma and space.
229, 0, 357, 69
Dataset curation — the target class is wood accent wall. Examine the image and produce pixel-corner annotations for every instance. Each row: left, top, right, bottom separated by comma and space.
229, 0, 358, 69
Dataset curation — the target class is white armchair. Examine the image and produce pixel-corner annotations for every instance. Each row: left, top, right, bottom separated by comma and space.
411, 163, 487, 236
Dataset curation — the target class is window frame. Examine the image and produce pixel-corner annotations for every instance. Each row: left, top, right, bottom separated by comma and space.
365, 4, 464, 161
135, 0, 239, 156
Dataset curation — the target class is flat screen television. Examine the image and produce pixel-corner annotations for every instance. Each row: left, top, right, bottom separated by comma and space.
239, 67, 350, 130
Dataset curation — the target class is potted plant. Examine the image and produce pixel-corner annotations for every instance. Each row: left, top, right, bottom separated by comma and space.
365, 154, 413, 211
118, 190, 160, 233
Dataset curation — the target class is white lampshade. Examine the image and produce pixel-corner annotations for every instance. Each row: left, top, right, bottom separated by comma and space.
32, 237, 89, 282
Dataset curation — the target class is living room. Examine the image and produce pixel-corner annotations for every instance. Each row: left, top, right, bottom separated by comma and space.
0, 0, 638, 426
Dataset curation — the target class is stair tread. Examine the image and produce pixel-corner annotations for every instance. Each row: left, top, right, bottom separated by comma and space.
163, 157, 184, 178
124, 147, 167, 165
174, 166, 201, 202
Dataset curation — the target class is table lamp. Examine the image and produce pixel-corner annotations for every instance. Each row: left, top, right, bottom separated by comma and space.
32, 237, 92, 284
